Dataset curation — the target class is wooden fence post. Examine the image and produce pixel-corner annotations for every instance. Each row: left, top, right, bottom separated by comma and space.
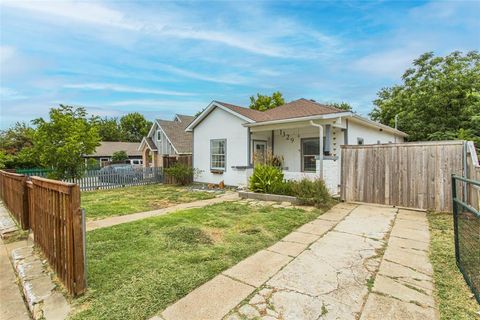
71, 184, 86, 295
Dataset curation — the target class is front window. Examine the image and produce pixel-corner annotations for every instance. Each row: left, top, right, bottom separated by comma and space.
302, 138, 319, 172
211, 139, 226, 170
157, 130, 162, 141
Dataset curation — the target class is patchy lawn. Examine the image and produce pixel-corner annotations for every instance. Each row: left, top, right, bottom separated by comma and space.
70, 201, 328, 320
81, 184, 216, 220
428, 212, 480, 320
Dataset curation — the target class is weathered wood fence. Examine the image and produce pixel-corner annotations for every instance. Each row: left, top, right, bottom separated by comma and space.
163, 155, 193, 184
466, 141, 480, 211
0, 171, 29, 229
340, 140, 467, 212
0, 171, 86, 296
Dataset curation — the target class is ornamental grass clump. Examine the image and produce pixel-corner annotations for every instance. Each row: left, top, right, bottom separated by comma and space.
249, 164, 284, 194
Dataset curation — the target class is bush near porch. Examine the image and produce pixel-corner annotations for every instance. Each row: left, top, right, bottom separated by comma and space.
249, 164, 332, 208
69, 201, 328, 320
81, 184, 216, 220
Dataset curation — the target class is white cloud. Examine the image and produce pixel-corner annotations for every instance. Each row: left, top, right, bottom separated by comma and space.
1, 0, 339, 58
106, 99, 206, 110
63, 83, 194, 96
352, 48, 422, 76
1, 0, 139, 30
0, 87, 28, 100
152, 64, 251, 85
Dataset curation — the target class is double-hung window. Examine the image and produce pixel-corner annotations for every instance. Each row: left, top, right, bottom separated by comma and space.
210, 139, 226, 171
302, 138, 319, 172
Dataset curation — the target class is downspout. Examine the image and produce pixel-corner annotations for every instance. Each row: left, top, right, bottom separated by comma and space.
310, 120, 323, 179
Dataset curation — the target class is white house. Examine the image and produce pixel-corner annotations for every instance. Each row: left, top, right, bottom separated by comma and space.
186, 99, 407, 195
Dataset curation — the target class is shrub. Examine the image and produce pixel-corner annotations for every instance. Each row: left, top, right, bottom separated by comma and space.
291, 178, 331, 208
249, 164, 284, 193
86, 158, 100, 170
164, 163, 199, 185
112, 150, 128, 162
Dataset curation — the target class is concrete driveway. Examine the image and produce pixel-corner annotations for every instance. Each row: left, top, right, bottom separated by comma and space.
157, 203, 438, 320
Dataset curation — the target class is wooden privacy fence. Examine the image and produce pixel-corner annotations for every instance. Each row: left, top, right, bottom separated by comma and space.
163, 155, 193, 184
465, 141, 480, 211
0, 171, 86, 296
0, 171, 29, 229
341, 140, 467, 212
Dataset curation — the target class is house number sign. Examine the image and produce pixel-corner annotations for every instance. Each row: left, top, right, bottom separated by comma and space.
279, 130, 295, 143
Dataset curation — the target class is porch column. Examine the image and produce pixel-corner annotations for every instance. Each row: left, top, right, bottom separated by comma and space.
142, 148, 149, 167
310, 121, 323, 179
324, 125, 331, 155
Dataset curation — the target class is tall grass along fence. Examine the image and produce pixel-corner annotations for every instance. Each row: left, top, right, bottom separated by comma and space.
63, 166, 163, 191
0, 170, 86, 296
452, 174, 480, 304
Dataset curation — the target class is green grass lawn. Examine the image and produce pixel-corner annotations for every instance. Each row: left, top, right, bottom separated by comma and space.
428, 212, 480, 319
81, 184, 216, 220
69, 201, 328, 320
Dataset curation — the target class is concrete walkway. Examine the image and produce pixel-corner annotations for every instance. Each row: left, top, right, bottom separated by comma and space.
86, 191, 240, 231
156, 203, 438, 320
0, 238, 30, 320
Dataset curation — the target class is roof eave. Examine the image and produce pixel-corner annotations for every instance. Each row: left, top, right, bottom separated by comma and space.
186, 101, 255, 132
243, 112, 352, 127
350, 114, 408, 137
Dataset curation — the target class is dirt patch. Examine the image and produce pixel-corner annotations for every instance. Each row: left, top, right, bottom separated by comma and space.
204, 228, 224, 243
164, 226, 213, 246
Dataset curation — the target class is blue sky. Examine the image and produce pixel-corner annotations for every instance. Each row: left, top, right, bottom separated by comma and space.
0, 0, 479, 129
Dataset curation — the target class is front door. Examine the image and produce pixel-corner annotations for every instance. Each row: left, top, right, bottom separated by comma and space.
253, 141, 267, 165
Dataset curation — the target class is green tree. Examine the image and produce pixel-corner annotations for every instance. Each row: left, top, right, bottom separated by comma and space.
111, 150, 128, 162
120, 113, 151, 142
249, 91, 285, 111
32, 105, 100, 179
370, 51, 480, 148
327, 102, 352, 111
0, 122, 40, 168
97, 117, 123, 141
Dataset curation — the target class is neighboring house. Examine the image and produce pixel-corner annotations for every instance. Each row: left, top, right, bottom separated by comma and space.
139, 114, 194, 167
186, 98, 407, 195
83, 141, 143, 167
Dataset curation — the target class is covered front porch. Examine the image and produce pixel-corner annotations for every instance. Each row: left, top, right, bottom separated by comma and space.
246, 116, 347, 195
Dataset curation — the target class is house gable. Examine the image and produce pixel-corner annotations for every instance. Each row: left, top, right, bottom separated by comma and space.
186, 101, 259, 132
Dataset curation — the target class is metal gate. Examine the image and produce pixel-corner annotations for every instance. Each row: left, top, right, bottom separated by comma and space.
452, 174, 480, 304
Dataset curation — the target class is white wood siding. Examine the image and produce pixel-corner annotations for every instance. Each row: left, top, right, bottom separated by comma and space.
193, 107, 249, 186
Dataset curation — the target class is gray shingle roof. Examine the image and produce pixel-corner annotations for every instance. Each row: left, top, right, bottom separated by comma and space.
155, 114, 194, 154
215, 98, 344, 123
87, 141, 141, 157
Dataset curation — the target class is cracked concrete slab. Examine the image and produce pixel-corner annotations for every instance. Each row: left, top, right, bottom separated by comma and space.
281, 231, 319, 244
383, 244, 433, 276
362, 209, 438, 320
267, 241, 308, 257
0, 237, 30, 320
372, 275, 435, 308
159, 204, 439, 320
223, 250, 292, 287
11, 245, 71, 319
388, 236, 429, 252
334, 205, 397, 240
360, 293, 438, 320
161, 275, 255, 320
296, 219, 336, 236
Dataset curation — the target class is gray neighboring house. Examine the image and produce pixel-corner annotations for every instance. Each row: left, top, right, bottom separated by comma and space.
139, 114, 194, 167
83, 141, 143, 167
